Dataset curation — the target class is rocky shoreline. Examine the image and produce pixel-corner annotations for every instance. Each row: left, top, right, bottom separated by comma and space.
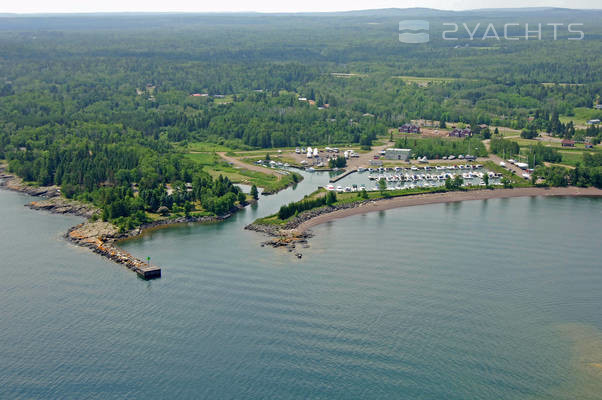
244, 200, 371, 257
1, 164, 99, 217
64, 214, 226, 276
1, 163, 230, 278
245, 200, 370, 236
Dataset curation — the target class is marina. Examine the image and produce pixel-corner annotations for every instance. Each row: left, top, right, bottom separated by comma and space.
324, 164, 502, 192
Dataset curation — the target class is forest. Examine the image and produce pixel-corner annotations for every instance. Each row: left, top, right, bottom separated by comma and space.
1, 9, 601, 225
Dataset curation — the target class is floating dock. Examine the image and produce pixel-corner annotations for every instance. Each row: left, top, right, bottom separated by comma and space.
329, 169, 356, 183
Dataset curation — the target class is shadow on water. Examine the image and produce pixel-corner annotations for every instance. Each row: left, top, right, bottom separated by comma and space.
444, 200, 463, 214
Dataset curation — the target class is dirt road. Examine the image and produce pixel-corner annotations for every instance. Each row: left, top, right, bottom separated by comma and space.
217, 152, 282, 177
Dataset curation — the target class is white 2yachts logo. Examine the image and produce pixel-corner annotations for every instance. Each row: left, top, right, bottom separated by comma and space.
399, 21, 585, 43
399, 20, 430, 43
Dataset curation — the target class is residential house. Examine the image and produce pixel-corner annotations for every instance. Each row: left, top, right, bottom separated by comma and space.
398, 124, 421, 133
561, 139, 575, 147
449, 128, 472, 138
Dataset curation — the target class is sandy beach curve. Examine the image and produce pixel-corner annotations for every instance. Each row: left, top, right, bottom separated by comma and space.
294, 187, 602, 234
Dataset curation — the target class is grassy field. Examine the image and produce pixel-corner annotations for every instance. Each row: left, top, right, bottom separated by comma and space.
495, 127, 522, 137
391, 76, 461, 86
507, 136, 598, 150
213, 95, 235, 105
184, 152, 301, 193
184, 152, 221, 165
504, 136, 601, 167
559, 107, 602, 125
558, 151, 587, 167
186, 142, 234, 152
541, 83, 585, 88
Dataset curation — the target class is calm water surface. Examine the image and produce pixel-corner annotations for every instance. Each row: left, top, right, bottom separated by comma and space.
1, 172, 601, 399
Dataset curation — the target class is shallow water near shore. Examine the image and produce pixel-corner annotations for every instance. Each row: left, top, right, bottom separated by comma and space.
1, 172, 602, 399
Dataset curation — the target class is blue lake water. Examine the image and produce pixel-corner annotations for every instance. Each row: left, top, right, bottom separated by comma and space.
1, 172, 601, 399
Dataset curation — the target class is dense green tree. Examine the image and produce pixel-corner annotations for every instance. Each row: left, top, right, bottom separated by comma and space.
250, 185, 259, 200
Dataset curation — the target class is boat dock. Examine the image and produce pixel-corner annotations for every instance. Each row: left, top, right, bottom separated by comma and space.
329, 169, 356, 183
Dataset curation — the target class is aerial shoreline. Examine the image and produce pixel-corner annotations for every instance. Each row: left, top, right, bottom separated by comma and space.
291, 187, 602, 234
0, 165, 239, 278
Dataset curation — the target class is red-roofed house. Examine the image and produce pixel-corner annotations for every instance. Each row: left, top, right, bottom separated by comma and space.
561, 139, 575, 147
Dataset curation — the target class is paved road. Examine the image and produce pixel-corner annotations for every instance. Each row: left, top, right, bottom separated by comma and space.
488, 153, 528, 178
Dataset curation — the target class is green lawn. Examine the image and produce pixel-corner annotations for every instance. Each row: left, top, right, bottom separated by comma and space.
504, 136, 601, 167
184, 152, 301, 193
186, 142, 234, 153
508, 137, 595, 150
560, 107, 602, 125
559, 151, 586, 167
214, 95, 235, 105
184, 152, 221, 166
